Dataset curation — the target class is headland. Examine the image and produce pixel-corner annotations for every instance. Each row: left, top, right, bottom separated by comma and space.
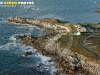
6, 16, 100, 75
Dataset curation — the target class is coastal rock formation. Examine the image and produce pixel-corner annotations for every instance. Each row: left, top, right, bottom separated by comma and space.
14, 34, 97, 75
94, 2, 100, 4
6, 17, 100, 75
6, 16, 70, 34
96, 8, 100, 13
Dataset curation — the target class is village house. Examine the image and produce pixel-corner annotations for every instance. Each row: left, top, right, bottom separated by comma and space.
74, 31, 81, 36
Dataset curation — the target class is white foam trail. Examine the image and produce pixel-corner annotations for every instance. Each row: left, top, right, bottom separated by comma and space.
0, 17, 3, 21
17, 24, 36, 34
0, 42, 17, 50
8, 34, 57, 75
34, 53, 58, 75
35, 53, 51, 63
9, 34, 27, 41
16, 45, 58, 75
27, 26, 34, 33
22, 45, 35, 52
0, 34, 23, 50
17, 26, 27, 29
50, 65, 58, 75
9, 35, 17, 41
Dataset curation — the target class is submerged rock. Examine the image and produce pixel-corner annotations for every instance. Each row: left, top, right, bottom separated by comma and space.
20, 52, 33, 57
95, 8, 100, 13
26, 48, 31, 50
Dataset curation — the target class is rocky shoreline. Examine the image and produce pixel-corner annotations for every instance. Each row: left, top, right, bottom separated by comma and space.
14, 34, 89, 75
6, 17, 100, 75
6, 16, 70, 34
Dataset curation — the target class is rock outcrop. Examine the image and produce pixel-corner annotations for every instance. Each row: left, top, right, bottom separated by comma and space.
6, 16, 70, 34
20, 52, 33, 57
6, 17, 100, 75
96, 8, 100, 13
14, 34, 97, 75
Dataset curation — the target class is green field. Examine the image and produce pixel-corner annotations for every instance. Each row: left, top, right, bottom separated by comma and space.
57, 32, 100, 62
80, 22, 100, 29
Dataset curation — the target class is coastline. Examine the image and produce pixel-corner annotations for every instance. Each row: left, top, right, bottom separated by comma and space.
6, 16, 100, 75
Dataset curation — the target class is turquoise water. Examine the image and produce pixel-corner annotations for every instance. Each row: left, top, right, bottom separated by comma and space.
0, 0, 100, 75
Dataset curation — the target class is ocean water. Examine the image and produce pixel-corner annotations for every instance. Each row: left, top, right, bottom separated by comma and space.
0, 22, 55, 75
0, 0, 100, 75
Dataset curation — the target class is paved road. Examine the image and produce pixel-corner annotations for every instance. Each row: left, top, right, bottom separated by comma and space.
80, 29, 100, 59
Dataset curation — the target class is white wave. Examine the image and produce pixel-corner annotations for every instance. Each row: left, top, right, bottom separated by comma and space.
8, 34, 57, 75
24, 46, 36, 53
6, 21, 30, 26
50, 65, 59, 75
0, 42, 17, 50
0, 45, 6, 49
9, 35, 17, 41
34, 53, 51, 64
19, 62, 52, 73
34, 52, 58, 75
0, 34, 22, 50
17, 46, 58, 75
17, 24, 35, 34
19, 63, 35, 67
9, 34, 27, 41
28, 26, 34, 31
0, 17, 4, 21
19, 62, 49, 72
17, 26, 27, 29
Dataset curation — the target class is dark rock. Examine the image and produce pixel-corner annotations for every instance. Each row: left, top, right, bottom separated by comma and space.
26, 48, 31, 50
95, 8, 100, 13
20, 52, 33, 56
56, 19, 69, 24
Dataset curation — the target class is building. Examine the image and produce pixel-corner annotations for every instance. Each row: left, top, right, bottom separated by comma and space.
74, 31, 81, 36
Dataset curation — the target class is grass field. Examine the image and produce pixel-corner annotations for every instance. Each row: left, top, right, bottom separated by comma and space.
57, 32, 100, 62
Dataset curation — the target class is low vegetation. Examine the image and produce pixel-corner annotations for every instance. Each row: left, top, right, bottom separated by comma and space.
40, 18, 58, 24
58, 31, 100, 62
57, 32, 73, 47
67, 23, 77, 32
80, 22, 100, 29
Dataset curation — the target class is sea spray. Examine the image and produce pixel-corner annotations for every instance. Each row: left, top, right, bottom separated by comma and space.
34, 53, 58, 75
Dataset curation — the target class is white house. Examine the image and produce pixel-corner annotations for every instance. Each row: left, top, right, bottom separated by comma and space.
74, 31, 81, 36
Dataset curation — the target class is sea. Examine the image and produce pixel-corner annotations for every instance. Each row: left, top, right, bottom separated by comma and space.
0, 0, 100, 75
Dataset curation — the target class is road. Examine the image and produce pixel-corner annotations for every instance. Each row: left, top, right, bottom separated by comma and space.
80, 29, 100, 58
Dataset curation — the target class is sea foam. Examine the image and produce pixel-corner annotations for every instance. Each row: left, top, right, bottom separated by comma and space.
9, 35, 17, 41
34, 52, 58, 75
